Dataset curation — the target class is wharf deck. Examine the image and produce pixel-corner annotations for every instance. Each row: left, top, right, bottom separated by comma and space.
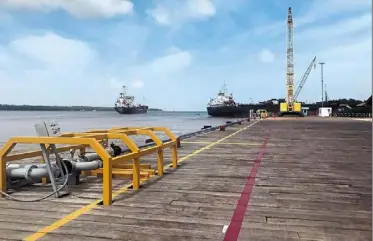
0, 118, 371, 241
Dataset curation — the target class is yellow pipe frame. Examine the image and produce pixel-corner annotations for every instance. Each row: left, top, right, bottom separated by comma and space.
0, 126, 178, 206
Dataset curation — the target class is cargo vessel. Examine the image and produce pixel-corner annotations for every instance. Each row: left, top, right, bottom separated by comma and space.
114, 86, 148, 114
207, 84, 250, 117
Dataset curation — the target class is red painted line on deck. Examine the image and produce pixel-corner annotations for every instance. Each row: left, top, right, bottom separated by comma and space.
223, 134, 270, 241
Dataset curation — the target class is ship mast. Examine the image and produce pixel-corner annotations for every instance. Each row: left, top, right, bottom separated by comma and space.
221, 81, 228, 94
286, 7, 294, 110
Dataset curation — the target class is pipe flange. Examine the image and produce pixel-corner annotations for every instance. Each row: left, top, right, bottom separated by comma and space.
24, 164, 38, 181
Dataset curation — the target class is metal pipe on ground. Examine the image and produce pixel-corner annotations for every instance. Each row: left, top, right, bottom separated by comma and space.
6, 160, 102, 183
7, 163, 60, 182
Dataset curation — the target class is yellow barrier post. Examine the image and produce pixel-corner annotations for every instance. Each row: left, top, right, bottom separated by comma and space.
133, 158, 140, 189
172, 144, 178, 168
0, 157, 5, 197
0, 141, 16, 196
88, 140, 113, 206
150, 127, 178, 168
157, 149, 164, 176
102, 157, 112, 205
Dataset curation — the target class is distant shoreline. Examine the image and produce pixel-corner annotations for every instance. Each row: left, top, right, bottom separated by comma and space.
0, 105, 162, 112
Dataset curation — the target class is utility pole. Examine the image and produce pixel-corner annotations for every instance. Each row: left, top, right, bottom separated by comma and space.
319, 62, 325, 108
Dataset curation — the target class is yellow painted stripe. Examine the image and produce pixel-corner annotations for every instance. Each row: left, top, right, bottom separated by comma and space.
23, 120, 260, 241
181, 141, 213, 144
182, 141, 264, 146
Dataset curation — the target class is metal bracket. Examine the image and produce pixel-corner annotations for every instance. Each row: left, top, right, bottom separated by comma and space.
35, 121, 68, 197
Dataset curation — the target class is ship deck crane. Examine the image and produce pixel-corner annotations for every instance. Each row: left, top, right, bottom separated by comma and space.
294, 56, 317, 101
279, 7, 302, 117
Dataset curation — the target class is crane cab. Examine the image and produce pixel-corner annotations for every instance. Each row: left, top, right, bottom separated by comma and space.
279, 102, 303, 117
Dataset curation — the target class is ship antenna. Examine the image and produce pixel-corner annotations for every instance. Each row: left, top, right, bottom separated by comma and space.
122, 85, 127, 95
222, 81, 227, 94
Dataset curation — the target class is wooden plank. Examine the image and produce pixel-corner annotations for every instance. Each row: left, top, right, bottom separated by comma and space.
0, 119, 370, 241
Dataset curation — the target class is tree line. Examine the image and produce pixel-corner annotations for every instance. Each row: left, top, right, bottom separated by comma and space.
0, 104, 162, 111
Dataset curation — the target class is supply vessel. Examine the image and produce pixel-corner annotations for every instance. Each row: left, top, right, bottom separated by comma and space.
207, 84, 250, 117
114, 86, 148, 114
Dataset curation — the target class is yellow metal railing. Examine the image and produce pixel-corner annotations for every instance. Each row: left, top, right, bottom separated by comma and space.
0, 126, 178, 205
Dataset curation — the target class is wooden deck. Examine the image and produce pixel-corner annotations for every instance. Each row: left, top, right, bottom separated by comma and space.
0, 118, 371, 241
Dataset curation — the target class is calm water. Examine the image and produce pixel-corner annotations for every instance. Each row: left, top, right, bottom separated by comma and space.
0, 110, 238, 143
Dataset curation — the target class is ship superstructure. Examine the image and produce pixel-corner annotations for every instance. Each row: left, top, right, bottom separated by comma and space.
114, 86, 148, 114
207, 84, 249, 117
207, 84, 236, 108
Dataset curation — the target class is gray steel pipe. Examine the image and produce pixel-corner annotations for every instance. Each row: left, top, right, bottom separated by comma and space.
71, 160, 102, 171
6, 146, 115, 182
75, 148, 114, 162
6, 160, 102, 182
7, 164, 60, 181
7, 163, 46, 169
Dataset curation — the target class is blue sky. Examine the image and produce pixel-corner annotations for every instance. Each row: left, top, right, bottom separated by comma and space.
0, 0, 371, 111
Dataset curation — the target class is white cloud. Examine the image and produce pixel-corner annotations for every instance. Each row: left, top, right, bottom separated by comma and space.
131, 80, 144, 89
147, 5, 170, 25
9, 32, 96, 70
0, 0, 133, 18
0, 30, 192, 107
108, 78, 123, 90
146, 49, 192, 74
297, 13, 371, 42
0, 32, 102, 105
186, 0, 215, 18
300, 0, 372, 25
105, 78, 144, 91
258, 49, 275, 63
147, 0, 215, 26
245, 0, 371, 39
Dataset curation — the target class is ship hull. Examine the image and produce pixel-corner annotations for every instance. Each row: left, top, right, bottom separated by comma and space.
207, 106, 250, 117
114, 106, 148, 114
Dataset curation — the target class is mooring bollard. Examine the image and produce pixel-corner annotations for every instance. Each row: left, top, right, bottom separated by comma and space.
219, 125, 226, 131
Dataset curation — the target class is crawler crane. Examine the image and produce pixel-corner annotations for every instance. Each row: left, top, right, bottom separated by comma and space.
279, 7, 302, 117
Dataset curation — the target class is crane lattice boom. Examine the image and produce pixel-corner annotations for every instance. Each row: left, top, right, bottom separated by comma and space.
294, 56, 317, 101
286, 7, 294, 107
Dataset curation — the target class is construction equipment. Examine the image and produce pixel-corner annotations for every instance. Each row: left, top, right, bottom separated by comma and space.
294, 56, 317, 101
256, 109, 268, 118
279, 7, 302, 117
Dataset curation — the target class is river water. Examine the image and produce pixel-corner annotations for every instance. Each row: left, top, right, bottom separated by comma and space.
0, 110, 238, 146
